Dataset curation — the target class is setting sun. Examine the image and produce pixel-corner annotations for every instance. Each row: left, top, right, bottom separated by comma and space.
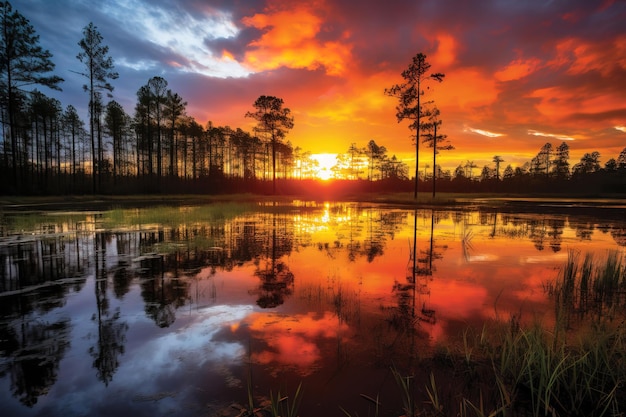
310, 153, 338, 180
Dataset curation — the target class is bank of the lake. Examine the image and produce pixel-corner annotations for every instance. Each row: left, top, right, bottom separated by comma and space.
1, 191, 625, 211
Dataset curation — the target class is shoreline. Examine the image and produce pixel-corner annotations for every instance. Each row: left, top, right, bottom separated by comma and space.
1, 192, 625, 213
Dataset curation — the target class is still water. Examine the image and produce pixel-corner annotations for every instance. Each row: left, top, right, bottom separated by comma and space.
0, 201, 624, 416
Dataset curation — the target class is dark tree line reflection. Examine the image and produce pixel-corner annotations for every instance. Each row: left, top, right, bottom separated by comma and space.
251, 213, 295, 308
0, 205, 625, 406
0, 318, 70, 407
90, 232, 129, 385
391, 210, 445, 332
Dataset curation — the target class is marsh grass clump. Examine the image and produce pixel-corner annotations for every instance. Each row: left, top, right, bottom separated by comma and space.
549, 250, 626, 326
490, 320, 626, 416
268, 383, 303, 417
238, 378, 303, 417
411, 318, 626, 416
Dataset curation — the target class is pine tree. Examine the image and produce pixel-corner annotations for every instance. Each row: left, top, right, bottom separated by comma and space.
77, 22, 118, 193
0, 1, 63, 189
245, 96, 294, 194
385, 53, 444, 199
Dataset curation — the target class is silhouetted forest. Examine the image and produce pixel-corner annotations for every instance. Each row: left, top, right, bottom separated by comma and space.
1, 1, 625, 196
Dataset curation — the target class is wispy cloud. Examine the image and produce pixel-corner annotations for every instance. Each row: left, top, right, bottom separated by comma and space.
465, 127, 504, 137
528, 130, 576, 141
101, 0, 250, 78
615, 126, 626, 132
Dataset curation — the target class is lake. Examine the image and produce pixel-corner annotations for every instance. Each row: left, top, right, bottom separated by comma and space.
1, 200, 625, 416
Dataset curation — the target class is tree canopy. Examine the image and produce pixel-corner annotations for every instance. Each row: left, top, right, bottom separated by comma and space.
246, 95, 294, 194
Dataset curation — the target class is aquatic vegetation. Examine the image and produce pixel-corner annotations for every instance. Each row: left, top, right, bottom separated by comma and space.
268, 383, 303, 417
493, 321, 621, 416
101, 202, 256, 228
548, 249, 626, 325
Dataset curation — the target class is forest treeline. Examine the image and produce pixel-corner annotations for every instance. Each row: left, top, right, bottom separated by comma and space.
1, 1, 625, 196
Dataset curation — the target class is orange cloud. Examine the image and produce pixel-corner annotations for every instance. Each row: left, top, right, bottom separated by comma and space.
438, 67, 499, 111
550, 36, 626, 76
245, 311, 350, 372
495, 57, 542, 82
529, 86, 624, 124
304, 70, 397, 123
431, 33, 458, 69
241, 3, 352, 75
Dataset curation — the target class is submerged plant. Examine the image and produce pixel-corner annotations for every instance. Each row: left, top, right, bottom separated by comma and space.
424, 372, 444, 416
551, 250, 625, 327
460, 374, 511, 417
339, 393, 380, 417
391, 366, 415, 417
268, 383, 303, 417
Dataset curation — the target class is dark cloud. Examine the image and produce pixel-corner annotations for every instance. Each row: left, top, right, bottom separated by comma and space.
206, 27, 263, 60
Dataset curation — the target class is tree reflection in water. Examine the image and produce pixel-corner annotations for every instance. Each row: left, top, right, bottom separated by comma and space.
0, 221, 90, 406
0, 319, 70, 407
89, 232, 129, 386
392, 210, 446, 331
252, 212, 295, 308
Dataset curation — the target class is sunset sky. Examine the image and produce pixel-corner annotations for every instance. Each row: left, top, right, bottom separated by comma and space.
14, 0, 626, 173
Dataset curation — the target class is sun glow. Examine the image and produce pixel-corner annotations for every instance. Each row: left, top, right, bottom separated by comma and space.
310, 153, 337, 180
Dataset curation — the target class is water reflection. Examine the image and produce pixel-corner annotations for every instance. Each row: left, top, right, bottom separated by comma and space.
0, 203, 624, 416
0, 318, 70, 407
252, 213, 295, 308
90, 232, 129, 385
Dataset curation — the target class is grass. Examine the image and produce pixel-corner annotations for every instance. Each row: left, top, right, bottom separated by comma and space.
1, 198, 261, 231
241, 374, 303, 417
341, 318, 626, 416
0, 209, 94, 234
100, 202, 256, 228
548, 249, 626, 325
268, 383, 303, 417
